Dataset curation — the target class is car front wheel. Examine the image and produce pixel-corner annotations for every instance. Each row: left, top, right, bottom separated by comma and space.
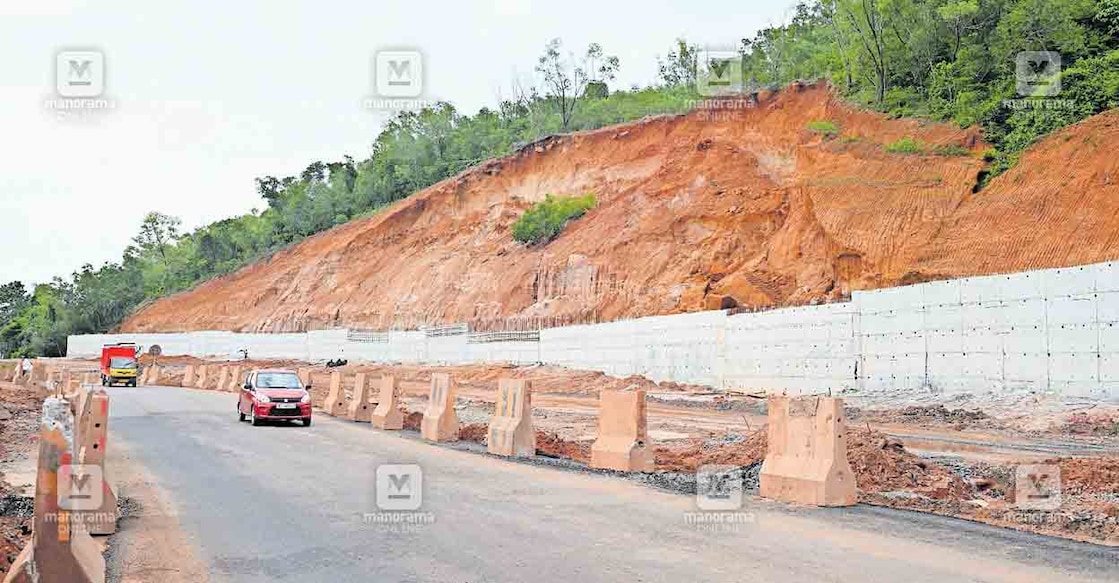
302, 417, 312, 427
250, 406, 262, 426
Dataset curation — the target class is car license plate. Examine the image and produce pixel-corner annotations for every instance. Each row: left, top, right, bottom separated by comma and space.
276, 403, 297, 409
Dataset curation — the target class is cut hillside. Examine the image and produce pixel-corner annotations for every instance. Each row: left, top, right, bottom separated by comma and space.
121, 83, 1117, 333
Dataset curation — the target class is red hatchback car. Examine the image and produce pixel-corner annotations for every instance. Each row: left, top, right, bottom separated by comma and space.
238, 369, 313, 427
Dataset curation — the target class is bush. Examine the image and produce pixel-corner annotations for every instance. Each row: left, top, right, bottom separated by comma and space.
886, 136, 925, 155
806, 120, 839, 137
512, 193, 597, 245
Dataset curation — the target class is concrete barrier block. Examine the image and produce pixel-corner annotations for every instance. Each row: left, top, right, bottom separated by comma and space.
214, 367, 228, 392
589, 389, 653, 472
323, 372, 347, 416
371, 375, 404, 430
193, 365, 207, 389
346, 373, 372, 422
297, 367, 312, 388
76, 390, 115, 535
487, 379, 535, 458
2, 398, 106, 583
181, 365, 194, 387
760, 396, 857, 507
225, 366, 242, 391
420, 373, 459, 442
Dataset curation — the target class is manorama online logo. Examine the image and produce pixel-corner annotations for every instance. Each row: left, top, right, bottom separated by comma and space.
1004, 51, 1075, 112
363, 464, 435, 532
363, 48, 437, 112
45, 49, 117, 120
684, 464, 756, 533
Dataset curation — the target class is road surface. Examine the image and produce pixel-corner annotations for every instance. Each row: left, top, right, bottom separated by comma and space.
106, 385, 1119, 582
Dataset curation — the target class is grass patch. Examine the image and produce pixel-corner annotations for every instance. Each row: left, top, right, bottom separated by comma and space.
885, 136, 925, 155
932, 143, 971, 157
806, 120, 840, 137
512, 193, 597, 245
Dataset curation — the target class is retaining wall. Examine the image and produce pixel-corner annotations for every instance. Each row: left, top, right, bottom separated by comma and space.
66, 260, 1119, 400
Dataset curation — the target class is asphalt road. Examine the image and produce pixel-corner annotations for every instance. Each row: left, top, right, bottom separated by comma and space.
107, 386, 1119, 583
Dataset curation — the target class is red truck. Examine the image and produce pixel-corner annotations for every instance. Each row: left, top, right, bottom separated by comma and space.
101, 343, 140, 387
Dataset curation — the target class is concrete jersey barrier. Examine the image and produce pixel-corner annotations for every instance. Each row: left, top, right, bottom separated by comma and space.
323, 371, 347, 416
589, 389, 654, 472
420, 373, 459, 442
487, 379, 535, 457
75, 389, 117, 534
193, 365, 208, 389
371, 375, 404, 430
181, 365, 195, 387
346, 373, 373, 422
759, 395, 857, 507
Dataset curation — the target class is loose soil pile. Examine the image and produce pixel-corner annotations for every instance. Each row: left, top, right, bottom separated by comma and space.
854, 404, 1002, 432
0, 381, 43, 574
535, 431, 591, 463
0, 476, 31, 576
0, 382, 48, 464
654, 432, 768, 472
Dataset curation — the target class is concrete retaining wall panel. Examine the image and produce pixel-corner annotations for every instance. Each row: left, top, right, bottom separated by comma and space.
1049, 324, 1098, 354
1097, 292, 1119, 324
1003, 299, 1047, 329
1004, 353, 1047, 385
1094, 261, 1119, 292
1045, 265, 1096, 296
1048, 295, 1096, 326
1050, 353, 1099, 383
1003, 330, 1047, 354
1100, 324, 1119, 353
921, 279, 961, 308
1001, 271, 1046, 301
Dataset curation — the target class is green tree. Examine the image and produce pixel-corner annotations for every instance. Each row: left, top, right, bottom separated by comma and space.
535, 39, 620, 131
658, 38, 699, 87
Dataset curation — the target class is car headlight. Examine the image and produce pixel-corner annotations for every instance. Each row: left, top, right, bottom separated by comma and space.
300, 393, 310, 403
255, 393, 271, 403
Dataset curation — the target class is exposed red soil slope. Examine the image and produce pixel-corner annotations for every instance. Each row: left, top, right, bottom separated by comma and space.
122, 83, 1118, 333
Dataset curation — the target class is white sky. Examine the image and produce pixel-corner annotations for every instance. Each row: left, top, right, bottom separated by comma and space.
0, 0, 799, 288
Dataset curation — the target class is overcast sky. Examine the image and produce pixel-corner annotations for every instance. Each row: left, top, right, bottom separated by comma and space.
0, 0, 799, 287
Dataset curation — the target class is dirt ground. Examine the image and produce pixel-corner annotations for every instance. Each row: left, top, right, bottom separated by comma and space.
0, 380, 47, 574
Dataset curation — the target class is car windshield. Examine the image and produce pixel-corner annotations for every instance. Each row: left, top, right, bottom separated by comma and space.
256, 372, 302, 389
109, 357, 136, 368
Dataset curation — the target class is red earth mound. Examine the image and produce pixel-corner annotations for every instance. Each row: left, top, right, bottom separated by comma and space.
121, 83, 1119, 333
